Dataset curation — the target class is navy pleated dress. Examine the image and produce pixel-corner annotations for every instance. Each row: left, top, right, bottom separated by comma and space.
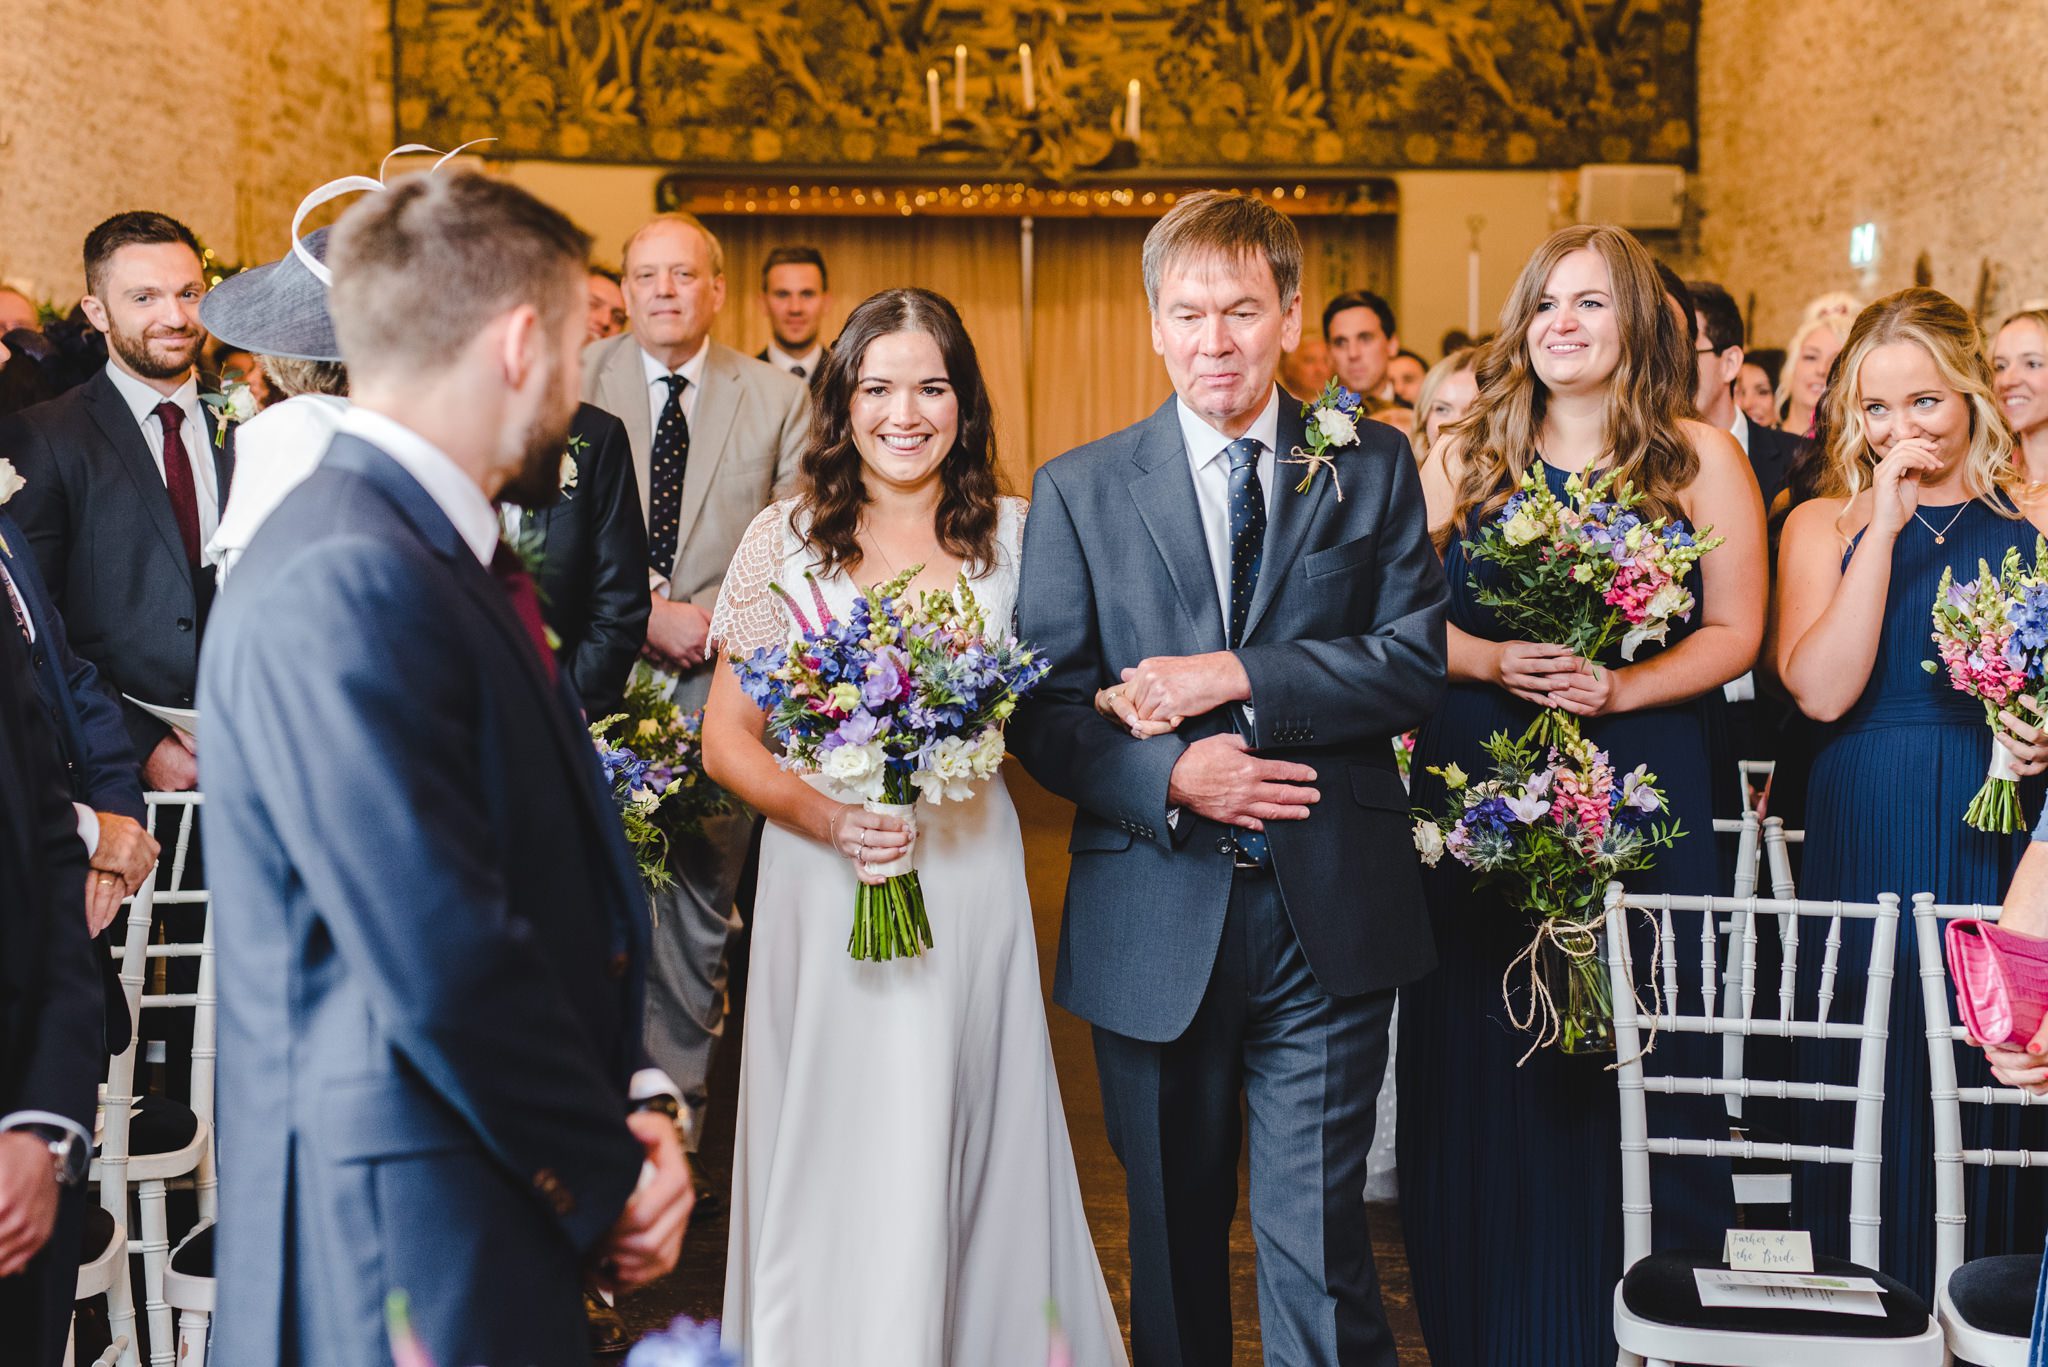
1792, 498, 2048, 1300
1399, 460, 1734, 1366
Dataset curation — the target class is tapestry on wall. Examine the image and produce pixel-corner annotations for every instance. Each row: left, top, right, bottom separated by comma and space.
390, 0, 1698, 174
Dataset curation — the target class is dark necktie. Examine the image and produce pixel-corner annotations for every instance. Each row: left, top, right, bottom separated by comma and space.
490, 543, 558, 686
1226, 437, 1269, 866
153, 401, 202, 566
790, 363, 806, 379
648, 374, 690, 577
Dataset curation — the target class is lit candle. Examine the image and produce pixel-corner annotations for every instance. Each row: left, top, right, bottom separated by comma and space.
1019, 43, 1035, 113
1125, 78, 1141, 143
927, 68, 941, 135
954, 44, 968, 112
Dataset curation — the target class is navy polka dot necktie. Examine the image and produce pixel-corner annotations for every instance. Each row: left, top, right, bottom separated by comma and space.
648, 373, 690, 577
1226, 436, 1269, 866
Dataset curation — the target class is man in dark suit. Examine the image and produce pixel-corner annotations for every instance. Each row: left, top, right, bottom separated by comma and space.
1, 507, 158, 1054
1691, 279, 1801, 508
508, 402, 650, 719
0, 572, 103, 1367
199, 169, 690, 1364
1014, 191, 1448, 1367
752, 244, 830, 380
0, 212, 235, 794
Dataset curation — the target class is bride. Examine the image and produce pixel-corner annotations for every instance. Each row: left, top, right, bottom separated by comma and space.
701, 287, 1126, 1366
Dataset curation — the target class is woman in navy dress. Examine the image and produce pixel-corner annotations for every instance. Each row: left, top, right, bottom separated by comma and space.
1401, 225, 1767, 1366
1776, 287, 2048, 1299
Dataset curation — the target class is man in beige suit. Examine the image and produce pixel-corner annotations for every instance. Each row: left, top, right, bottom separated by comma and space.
582, 211, 807, 1168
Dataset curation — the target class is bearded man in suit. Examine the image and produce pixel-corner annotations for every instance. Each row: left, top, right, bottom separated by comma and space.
580, 211, 805, 1164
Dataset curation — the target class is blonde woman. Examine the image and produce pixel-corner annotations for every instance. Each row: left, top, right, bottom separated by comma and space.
1994, 307, 2048, 483
1778, 309, 1853, 436
1406, 345, 1478, 465
1775, 287, 2048, 1297
1401, 224, 1765, 1367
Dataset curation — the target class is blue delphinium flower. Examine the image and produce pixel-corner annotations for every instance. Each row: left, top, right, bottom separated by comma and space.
625, 1316, 738, 1367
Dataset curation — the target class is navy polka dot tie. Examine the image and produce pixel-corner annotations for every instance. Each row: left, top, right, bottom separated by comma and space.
1226, 436, 1269, 866
648, 373, 690, 577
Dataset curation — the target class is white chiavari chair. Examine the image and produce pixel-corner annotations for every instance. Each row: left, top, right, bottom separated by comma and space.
1606, 884, 1942, 1365
97, 793, 213, 1367
1911, 894, 2041, 1366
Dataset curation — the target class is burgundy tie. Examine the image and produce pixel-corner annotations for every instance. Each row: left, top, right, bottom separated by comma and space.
152, 401, 202, 566
490, 544, 559, 686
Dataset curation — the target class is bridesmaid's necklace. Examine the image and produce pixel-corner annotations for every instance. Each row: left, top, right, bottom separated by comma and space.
1913, 503, 1969, 545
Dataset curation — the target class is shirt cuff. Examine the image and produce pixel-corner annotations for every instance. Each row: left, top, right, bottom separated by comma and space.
0, 1109, 93, 1153
74, 804, 99, 857
629, 1068, 680, 1104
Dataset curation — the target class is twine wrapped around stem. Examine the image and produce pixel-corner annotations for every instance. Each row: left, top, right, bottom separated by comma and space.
1501, 905, 1665, 1069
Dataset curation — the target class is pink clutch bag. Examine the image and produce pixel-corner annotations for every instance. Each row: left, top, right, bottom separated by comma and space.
1947, 919, 2048, 1047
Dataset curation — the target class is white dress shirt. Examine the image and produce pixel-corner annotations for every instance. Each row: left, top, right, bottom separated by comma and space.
763, 341, 822, 379
1730, 409, 1752, 457
205, 393, 351, 586
338, 409, 499, 567
105, 361, 220, 547
641, 337, 708, 435
1176, 388, 1281, 630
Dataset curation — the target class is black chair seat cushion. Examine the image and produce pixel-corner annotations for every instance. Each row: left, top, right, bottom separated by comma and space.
1947, 1254, 2037, 1340
169, 1222, 213, 1279
77, 1204, 117, 1264
1621, 1249, 1931, 1339
93, 1095, 198, 1158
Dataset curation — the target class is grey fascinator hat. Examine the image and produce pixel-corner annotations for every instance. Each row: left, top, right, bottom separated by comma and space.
196, 140, 495, 364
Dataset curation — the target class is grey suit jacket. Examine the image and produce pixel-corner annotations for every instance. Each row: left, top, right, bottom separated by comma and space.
1013, 393, 1449, 1042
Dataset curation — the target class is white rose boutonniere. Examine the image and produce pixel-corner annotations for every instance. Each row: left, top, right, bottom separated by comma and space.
201, 376, 258, 448
560, 432, 586, 496
1280, 377, 1366, 501
0, 458, 23, 508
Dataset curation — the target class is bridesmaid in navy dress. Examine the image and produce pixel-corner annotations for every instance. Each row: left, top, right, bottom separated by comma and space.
1402, 225, 1767, 1366
1776, 287, 2048, 1298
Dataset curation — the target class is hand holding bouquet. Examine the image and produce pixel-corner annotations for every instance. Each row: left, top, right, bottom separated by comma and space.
1924, 538, 2048, 832
733, 567, 1049, 962
1413, 714, 1681, 1059
1465, 468, 1722, 741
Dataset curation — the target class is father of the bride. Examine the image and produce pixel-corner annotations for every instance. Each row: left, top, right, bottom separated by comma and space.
1014, 190, 1448, 1367
199, 170, 691, 1364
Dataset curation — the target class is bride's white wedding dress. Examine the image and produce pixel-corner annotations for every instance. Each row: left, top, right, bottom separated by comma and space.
710, 496, 1126, 1367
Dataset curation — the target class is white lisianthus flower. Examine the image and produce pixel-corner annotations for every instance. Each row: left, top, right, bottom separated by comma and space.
1313, 406, 1359, 448
1502, 510, 1542, 546
560, 451, 579, 493
223, 384, 259, 423
822, 741, 886, 799
1413, 820, 1446, 867
1644, 581, 1692, 624
911, 735, 980, 803
1619, 620, 1671, 661
968, 726, 1007, 778
0, 458, 23, 506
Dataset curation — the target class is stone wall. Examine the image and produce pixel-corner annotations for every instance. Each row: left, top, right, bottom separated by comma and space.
1690, 0, 2048, 349
0, 0, 386, 305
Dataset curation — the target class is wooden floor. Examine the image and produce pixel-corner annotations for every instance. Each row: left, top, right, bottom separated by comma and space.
617, 771, 1430, 1364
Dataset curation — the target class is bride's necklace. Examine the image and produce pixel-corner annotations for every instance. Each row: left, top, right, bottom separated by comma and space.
1913, 503, 1969, 545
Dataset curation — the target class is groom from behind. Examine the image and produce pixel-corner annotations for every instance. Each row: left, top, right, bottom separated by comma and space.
1014, 191, 1448, 1367
199, 170, 690, 1365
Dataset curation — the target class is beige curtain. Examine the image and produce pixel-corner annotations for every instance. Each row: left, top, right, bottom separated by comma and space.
703, 210, 1393, 487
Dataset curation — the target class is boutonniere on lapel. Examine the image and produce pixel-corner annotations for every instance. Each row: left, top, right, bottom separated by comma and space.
501, 525, 563, 652
0, 458, 21, 553
1279, 378, 1365, 502
200, 372, 258, 448
559, 432, 587, 498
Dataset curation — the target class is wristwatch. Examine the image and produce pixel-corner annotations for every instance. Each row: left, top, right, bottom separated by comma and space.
631, 1094, 683, 1125
15, 1124, 89, 1188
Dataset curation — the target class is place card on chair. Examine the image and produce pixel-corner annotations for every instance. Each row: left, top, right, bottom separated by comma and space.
1720, 1228, 1814, 1273
1694, 1269, 1887, 1318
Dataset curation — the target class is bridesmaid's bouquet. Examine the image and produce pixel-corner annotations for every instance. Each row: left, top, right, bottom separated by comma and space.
1413, 714, 1681, 1059
1464, 468, 1722, 743
1923, 538, 2048, 832
733, 567, 1049, 962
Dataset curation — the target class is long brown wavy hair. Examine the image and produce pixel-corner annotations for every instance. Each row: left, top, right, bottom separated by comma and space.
796, 287, 1000, 577
1435, 224, 1698, 549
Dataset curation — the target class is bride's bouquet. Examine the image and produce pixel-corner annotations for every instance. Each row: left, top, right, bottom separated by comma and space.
733, 567, 1049, 962
1413, 715, 1681, 1059
1924, 538, 2048, 832
1464, 468, 1722, 743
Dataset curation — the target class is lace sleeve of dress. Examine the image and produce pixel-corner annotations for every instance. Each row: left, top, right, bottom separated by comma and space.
709, 503, 792, 658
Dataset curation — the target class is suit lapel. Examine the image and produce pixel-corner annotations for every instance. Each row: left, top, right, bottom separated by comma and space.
672, 343, 739, 578
1243, 395, 1327, 644
1128, 399, 1226, 653
203, 403, 237, 500
84, 373, 190, 579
